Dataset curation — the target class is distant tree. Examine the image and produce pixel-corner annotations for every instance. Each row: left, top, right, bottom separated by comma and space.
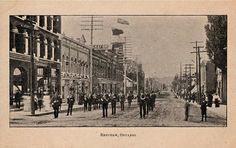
205, 15, 227, 73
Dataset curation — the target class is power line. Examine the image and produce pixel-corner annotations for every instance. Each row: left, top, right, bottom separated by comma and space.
190, 41, 206, 103
80, 15, 103, 93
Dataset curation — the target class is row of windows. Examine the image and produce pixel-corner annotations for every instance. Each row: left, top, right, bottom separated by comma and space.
10, 31, 60, 61
92, 58, 123, 80
61, 54, 89, 75
18, 15, 61, 34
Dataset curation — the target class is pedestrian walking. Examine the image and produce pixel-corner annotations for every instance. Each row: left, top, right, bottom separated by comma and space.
51, 92, 60, 118
83, 94, 88, 112
200, 97, 207, 122
145, 93, 151, 115
92, 93, 98, 110
119, 92, 125, 111
127, 92, 133, 108
139, 93, 146, 119
15, 90, 22, 108
150, 91, 156, 111
97, 93, 102, 109
111, 93, 117, 115
101, 93, 109, 118
87, 93, 92, 111
66, 93, 75, 116
58, 94, 62, 111
37, 90, 43, 111
184, 100, 190, 121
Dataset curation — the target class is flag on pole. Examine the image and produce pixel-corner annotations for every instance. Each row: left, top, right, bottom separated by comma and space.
112, 28, 124, 35
117, 18, 129, 25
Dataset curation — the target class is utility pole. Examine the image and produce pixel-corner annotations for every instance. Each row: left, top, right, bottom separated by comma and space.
185, 64, 194, 100
135, 55, 139, 95
183, 66, 188, 99
190, 41, 206, 103
80, 16, 103, 93
123, 37, 127, 96
179, 63, 182, 97
90, 16, 93, 94
30, 19, 35, 115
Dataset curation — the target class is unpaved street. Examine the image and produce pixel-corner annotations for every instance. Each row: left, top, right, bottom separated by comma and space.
10, 91, 226, 127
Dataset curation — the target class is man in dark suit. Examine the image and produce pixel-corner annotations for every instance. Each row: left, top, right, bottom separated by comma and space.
111, 93, 117, 115
139, 93, 146, 119
15, 90, 22, 108
150, 92, 156, 111
51, 92, 60, 118
83, 94, 88, 112
66, 93, 75, 116
119, 93, 125, 111
200, 97, 207, 121
101, 93, 109, 118
127, 92, 133, 108
184, 100, 190, 121
145, 93, 151, 115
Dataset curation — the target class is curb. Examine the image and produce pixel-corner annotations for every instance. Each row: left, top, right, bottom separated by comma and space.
28, 106, 84, 116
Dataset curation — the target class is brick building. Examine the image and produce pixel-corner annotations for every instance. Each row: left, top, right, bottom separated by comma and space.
92, 49, 123, 94
60, 35, 90, 102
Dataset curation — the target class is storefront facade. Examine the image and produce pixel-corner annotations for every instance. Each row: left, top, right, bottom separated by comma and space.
9, 15, 61, 105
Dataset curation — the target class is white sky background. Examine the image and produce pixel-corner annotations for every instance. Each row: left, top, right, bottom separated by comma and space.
62, 16, 208, 78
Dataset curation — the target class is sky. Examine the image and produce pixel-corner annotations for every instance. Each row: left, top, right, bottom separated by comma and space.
62, 16, 209, 78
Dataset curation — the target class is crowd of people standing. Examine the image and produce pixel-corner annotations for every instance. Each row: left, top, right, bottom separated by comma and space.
49, 90, 158, 119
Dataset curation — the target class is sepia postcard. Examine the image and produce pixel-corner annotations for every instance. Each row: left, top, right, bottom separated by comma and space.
0, 1, 236, 148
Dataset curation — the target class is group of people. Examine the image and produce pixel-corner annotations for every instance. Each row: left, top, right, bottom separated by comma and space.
50, 91, 74, 118
82, 92, 129, 118
80, 91, 158, 119
50, 91, 156, 119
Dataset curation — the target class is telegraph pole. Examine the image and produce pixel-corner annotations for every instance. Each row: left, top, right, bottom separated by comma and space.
80, 16, 103, 93
183, 66, 188, 99
179, 63, 182, 97
123, 37, 127, 96
135, 55, 139, 94
190, 41, 206, 103
90, 16, 93, 94
185, 64, 194, 100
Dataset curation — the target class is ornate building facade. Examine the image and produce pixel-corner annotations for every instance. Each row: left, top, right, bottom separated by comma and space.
9, 15, 61, 104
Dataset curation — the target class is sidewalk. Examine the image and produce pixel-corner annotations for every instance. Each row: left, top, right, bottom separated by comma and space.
189, 101, 226, 119
174, 93, 227, 119
10, 103, 84, 117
